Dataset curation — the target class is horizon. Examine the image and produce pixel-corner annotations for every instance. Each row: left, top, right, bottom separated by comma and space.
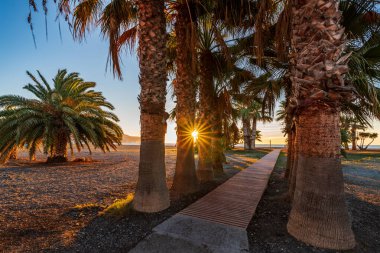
0, 1, 379, 145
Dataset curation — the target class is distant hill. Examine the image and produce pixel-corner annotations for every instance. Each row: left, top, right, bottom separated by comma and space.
122, 134, 141, 143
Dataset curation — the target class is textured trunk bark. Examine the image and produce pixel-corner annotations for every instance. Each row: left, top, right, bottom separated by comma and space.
133, 0, 170, 213
287, 107, 355, 249
47, 130, 68, 163
251, 117, 257, 149
171, 4, 199, 195
351, 126, 357, 150
285, 130, 293, 179
243, 119, 251, 150
223, 119, 230, 149
197, 51, 215, 181
284, 84, 294, 180
288, 123, 298, 199
9, 147, 17, 160
287, 0, 355, 249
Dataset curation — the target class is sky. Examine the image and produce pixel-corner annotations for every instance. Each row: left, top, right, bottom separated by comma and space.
0, 1, 379, 145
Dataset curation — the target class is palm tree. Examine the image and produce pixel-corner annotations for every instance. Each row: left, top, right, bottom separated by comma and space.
0, 70, 123, 163
71, 0, 170, 212
196, 19, 216, 181
131, 0, 171, 213
357, 132, 378, 150
169, 1, 199, 195
285, 0, 356, 249
195, 16, 240, 179
247, 101, 272, 149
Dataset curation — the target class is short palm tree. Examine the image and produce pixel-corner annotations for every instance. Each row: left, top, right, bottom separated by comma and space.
0, 69, 123, 163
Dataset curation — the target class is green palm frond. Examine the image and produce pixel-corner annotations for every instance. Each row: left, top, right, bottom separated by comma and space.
0, 69, 123, 163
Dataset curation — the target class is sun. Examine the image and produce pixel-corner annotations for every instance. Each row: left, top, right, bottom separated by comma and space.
192, 130, 199, 142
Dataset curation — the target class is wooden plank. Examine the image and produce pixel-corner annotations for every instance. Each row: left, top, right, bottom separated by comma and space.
179, 149, 281, 229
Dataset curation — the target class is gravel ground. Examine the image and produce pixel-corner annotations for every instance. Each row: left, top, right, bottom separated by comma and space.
0, 146, 266, 252
3, 148, 377, 253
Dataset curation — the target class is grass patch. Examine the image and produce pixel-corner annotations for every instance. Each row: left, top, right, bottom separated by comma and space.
344, 151, 380, 161
274, 152, 287, 170
73, 203, 103, 211
100, 193, 134, 218
226, 148, 270, 159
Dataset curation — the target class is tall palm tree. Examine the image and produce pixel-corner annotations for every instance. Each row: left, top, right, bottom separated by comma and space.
196, 20, 216, 181
132, 0, 170, 213
286, 0, 356, 249
0, 70, 123, 163
71, 0, 169, 212
169, 1, 199, 195
195, 17, 237, 179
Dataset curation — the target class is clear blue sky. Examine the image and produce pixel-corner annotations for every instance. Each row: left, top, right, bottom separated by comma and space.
0, 1, 379, 145
0, 1, 175, 143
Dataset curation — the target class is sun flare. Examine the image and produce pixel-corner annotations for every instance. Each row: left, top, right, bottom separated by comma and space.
192, 130, 199, 141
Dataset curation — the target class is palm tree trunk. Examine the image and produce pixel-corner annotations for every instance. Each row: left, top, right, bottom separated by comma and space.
133, 0, 170, 213
197, 51, 215, 181
223, 119, 231, 149
243, 118, 251, 150
284, 130, 293, 179
9, 147, 17, 160
351, 126, 357, 150
287, 0, 355, 249
55, 135, 68, 158
171, 4, 199, 195
284, 83, 293, 179
288, 123, 298, 199
288, 107, 355, 249
47, 130, 68, 163
251, 116, 257, 149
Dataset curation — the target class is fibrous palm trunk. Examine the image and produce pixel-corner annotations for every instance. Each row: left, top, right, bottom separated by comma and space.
284, 130, 293, 179
133, 0, 170, 213
251, 117, 257, 149
243, 118, 251, 150
284, 79, 294, 179
288, 123, 298, 199
171, 3, 199, 195
287, 0, 355, 249
351, 126, 357, 150
197, 51, 215, 181
9, 147, 17, 160
47, 129, 68, 163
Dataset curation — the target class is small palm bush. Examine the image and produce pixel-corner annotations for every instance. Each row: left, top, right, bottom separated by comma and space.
0, 69, 123, 163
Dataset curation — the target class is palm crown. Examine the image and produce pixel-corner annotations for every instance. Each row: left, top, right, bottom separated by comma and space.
0, 69, 123, 163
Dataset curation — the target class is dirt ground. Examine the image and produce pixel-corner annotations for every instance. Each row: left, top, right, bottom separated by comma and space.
248, 152, 380, 253
0, 145, 165, 252
0, 146, 266, 252
2, 148, 379, 252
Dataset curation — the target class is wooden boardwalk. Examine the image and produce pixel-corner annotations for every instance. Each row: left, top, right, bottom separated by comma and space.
131, 150, 281, 252
180, 149, 281, 229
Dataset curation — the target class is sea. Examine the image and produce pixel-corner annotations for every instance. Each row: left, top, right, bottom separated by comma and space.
123, 143, 380, 150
